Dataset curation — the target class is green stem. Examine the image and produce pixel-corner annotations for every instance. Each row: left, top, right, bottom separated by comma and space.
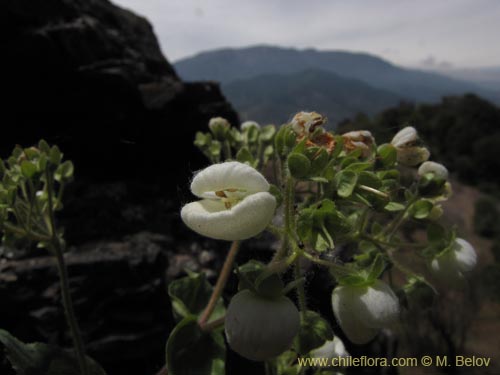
383, 196, 418, 239
201, 316, 225, 332
294, 259, 307, 320
358, 184, 389, 199
198, 241, 240, 328
46, 170, 88, 375
299, 250, 349, 277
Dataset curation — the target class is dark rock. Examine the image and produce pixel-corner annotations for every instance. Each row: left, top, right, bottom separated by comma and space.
0, 232, 174, 375
1, 0, 238, 186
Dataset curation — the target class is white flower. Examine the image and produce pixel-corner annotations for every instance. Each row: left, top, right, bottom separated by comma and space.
181, 161, 276, 241
331, 280, 399, 345
225, 289, 300, 361
391, 126, 418, 148
430, 238, 477, 282
391, 126, 430, 166
418, 161, 449, 180
310, 336, 349, 361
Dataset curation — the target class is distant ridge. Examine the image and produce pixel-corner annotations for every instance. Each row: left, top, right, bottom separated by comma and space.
223, 69, 402, 125
174, 45, 498, 124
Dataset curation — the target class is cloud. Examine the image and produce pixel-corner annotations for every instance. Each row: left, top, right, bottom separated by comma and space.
112, 0, 500, 68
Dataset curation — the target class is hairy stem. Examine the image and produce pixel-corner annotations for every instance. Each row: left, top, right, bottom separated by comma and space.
198, 240, 240, 328
46, 170, 88, 375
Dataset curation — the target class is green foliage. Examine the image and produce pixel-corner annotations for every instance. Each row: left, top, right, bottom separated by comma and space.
293, 311, 334, 355
338, 94, 500, 193
168, 272, 225, 323
166, 317, 225, 375
0, 329, 106, 375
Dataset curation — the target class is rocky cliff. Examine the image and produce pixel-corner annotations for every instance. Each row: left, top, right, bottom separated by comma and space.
0, 0, 238, 374
1, 0, 238, 183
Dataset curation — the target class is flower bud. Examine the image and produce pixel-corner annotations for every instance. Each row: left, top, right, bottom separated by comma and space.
391, 126, 430, 166
331, 280, 399, 345
181, 162, 276, 240
418, 161, 449, 180
208, 117, 231, 140
241, 121, 261, 131
225, 289, 300, 361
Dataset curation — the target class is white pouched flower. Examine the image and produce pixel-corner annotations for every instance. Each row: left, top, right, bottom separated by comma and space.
331, 280, 400, 345
430, 238, 477, 282
418, 161, 449, 180
391, 126, 430, 166
181, 161, 276, 241
310, 336, 349, 361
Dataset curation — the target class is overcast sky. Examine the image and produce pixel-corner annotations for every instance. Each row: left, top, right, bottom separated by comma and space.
113, 0, 500, 69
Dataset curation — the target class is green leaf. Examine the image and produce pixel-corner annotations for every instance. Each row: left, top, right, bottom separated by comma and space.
20, 161, 37, 178
411, 199, 434, 220
38, 139, 51, 154
377, 144, 397, 167
287, 153, 311, 179
309, 148, 329, 176
367, 254, 386, 281
345, 162, 372, 172
330, 136, 344, 159
0, 329, 107, 375
167, 273, 225, 323
293, 311, 334, 355
49, 146, 63, 165
54, 161, 74, 182
384, 202, 405, 212
236, 147, 256, 166
259, 125, 276, 142
166, 317, 225, 375
334, 170, 357, 198
358, 171, 382, 189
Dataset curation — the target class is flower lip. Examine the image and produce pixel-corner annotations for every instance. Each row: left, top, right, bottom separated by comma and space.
181, 191, 276, 241
331, 280, 399, 345
182, 161, 276, 241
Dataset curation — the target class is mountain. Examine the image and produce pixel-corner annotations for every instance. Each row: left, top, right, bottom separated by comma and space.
432, 66, 500, 92
223, 69, 402, 125
175, 45, 496, 104
174, 46, 500, 122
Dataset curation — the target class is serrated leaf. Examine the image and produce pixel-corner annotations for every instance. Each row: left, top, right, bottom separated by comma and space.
293, 311, 334, 355
166, 317, 225, 375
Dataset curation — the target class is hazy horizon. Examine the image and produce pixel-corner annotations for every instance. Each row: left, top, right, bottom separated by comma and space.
113, 0, 500, 70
